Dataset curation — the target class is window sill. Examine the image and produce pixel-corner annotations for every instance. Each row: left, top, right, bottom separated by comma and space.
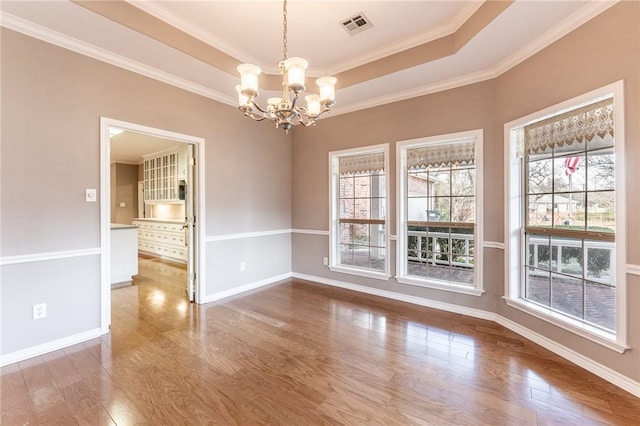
396, 276, 484, 296
504, 297, 629, 353
329, 266, 390, 281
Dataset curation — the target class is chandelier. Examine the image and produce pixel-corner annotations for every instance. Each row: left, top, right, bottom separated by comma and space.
236, 0, 337, 134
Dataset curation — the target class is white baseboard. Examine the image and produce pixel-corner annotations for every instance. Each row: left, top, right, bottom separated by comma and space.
494, 316, 640, 398
201, 273, 292, 304
292, 272, 494, 321
0, 328, 102, 367
291, 272, 640, 398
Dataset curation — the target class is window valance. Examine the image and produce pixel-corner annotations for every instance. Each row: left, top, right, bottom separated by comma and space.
407, 139, 475, 170
524, 98, 614, 155
339, 152, 384, 175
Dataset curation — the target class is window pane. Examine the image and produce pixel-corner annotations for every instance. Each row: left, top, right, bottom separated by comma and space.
526, 234, 550, 270
451, 263, 474, 285
585, 280, 615, 331
431, 170, 450, 196
553, 238, 583, 278
551, 273, 584, 319
339, 244, 354, 266
432, 197, 450, 222
527, 195, 552, 227
408, 197, 428, 221
554, 192, 585, 231
339, 177, 353, 197
370, 197, 385, 220
353, 223, 369, 245
525, 267, 550, 306
586, 244, 614, 283
451, 168, 475, 196
354, 198, 370, 219
374, 174, 386, 197
554, 155, 585, 193
527, 158, 552, 194
555, 193, 585, 230
339, 199, 354, 219
339, 223, 353, 244
587, 150, 615, 191
370, 224, 386, 249
587, 191, 615, 232
354, 176, 370, 197
451, 197, 475, 222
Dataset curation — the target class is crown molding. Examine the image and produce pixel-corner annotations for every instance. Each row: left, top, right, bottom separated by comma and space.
0, 11, 236, 108
1, 0, 620, 117
492, 0, 619, 77
125, 0, 267, 72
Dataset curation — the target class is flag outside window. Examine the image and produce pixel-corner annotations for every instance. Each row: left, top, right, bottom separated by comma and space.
564, 156, 579, 176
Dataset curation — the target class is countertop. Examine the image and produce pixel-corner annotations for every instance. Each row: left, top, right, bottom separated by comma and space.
132, 218, 185, 223
110, 223, 138, 230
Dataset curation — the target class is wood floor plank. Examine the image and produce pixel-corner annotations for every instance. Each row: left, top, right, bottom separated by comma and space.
3, 256, 638, 425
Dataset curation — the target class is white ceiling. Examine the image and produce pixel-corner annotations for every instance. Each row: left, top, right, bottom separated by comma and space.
110, 131, 185, 164
0, 1, 617, 118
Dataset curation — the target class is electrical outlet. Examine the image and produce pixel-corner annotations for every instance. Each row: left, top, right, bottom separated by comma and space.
240, 262, 246, 272
323, 257, 328, 266
33, 303, 47, 320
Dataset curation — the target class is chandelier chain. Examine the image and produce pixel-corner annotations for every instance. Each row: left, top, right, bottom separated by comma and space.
282, 0, 288, 60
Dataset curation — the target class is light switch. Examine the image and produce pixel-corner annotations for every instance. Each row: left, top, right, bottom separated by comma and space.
119, 202, 126, 207
86, 188, 97, 202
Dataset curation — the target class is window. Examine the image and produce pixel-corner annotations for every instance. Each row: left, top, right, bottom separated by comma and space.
397, 130, 483, 295
329, 145, 389, 279
505, 82, 627, 351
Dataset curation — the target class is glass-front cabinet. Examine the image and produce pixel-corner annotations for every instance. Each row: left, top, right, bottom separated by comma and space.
143, 148, 184, 202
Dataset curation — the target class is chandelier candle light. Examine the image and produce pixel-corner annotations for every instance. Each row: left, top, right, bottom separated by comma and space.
236, 0, 337, 134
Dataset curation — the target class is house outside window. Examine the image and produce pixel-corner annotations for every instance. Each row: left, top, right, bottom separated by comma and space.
329, 144, 389, 279
505, 81, 627, 351
397, 130, 483, 295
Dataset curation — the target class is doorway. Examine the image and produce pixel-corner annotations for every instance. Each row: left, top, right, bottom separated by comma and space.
99, 117, 205, 334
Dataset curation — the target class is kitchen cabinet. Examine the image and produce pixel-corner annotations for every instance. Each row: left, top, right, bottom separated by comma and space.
132, 219, 187, 263
143, 147, 187, 202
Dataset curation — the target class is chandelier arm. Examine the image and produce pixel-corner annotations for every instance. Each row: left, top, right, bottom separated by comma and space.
247, 100, 270, 115
241, 110, 267, 122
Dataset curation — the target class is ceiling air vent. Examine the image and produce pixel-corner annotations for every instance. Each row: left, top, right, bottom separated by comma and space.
340, 12, 373, 36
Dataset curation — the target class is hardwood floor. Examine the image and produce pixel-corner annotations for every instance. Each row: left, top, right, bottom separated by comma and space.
2, 257, 639, 425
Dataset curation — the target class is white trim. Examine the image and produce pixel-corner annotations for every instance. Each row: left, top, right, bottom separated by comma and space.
491, 1, 619, 81
503, 81, 628, 350
100, 118, 207, 333
206, 229, 291, 242
0, 248, 100, 266
0, 1, 618, 117
504, 298, 627, 353
291, 272, 639, 398
293, 273, 494, 320
328, 266, 390, 281
396, 276, 484, 297
291, 229, 330, 236
0, 12, 235, 108
201, 273, 292, 304
627, 264, 640, 276
0, 328, 102, 367
329, 143, 391, 277
494, 315, 639, 398
483, 241, 505, 250
396, 129, 484, 294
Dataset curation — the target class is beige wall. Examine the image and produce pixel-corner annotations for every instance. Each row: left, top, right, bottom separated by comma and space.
1, 28, 292, 355
291, 1, 639, 381
111, 163, 138, 224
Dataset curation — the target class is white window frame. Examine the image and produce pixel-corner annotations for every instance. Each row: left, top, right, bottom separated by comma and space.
329, 143, 390, 280
504, 81, 628, 352
396, 130, 484, 296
